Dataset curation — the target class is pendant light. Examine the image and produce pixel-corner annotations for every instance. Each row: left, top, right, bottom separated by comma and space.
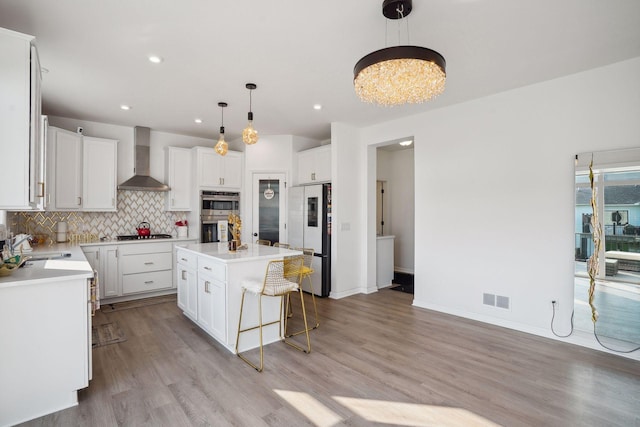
242, 83, 259, 145
353, 0, 446, 106
214, 102, 228, 156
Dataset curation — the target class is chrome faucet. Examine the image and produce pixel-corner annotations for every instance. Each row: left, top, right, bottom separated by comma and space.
10, 234, 32, 254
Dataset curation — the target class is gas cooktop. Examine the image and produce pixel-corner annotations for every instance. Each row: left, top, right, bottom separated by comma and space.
116, 234, 173, 241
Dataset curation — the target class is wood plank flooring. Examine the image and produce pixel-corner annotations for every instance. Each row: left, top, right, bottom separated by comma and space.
19, 290, 640, 426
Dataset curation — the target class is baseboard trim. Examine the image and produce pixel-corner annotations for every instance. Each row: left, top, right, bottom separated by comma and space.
394, 267, 414, 275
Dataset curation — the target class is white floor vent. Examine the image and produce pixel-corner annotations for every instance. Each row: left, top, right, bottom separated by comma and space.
483, 293, 510, 310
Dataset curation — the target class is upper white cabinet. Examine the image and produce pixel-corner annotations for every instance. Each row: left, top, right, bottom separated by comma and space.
83, 136, 117, 211
194, 146, 243, 189
47, 126, 117, 211
165, 146, 192, 211
49, 127, 82, 210
0, 28, 42, 209
296, 145, 331, 185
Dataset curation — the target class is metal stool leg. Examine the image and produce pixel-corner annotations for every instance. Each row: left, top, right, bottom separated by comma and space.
283, 289, 311, 353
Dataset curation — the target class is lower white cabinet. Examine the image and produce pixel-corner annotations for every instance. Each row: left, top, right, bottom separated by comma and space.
82, 245, 120, 298
177, 253, 197, 320
83, 240, 195, 303
120, 243, 173, 295
176, 248, 226, 342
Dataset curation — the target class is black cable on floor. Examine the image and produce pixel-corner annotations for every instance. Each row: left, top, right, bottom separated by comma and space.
550, 301, 574, 338
593, 325, 640, 353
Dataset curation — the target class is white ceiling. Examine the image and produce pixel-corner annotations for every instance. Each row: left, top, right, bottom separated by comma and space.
1, 0, 639, 142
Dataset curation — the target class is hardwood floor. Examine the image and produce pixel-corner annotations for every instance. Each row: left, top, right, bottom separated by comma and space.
20, 290, 640, 426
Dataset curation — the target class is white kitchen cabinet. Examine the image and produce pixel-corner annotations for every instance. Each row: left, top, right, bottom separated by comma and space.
47, 126, 118, 211
120, 242, 173, 296
176, 249, 197, 320
194, 146, 243, 189
49, 127, 83, 210
296, 145, 331, 185
0, 28, 42, 209
165, 146, 192, 211
82, 245, 120, 298
197, 255, 227, 341
82, 136, 117, 211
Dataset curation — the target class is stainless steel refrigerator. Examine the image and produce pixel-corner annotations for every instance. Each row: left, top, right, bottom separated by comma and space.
288, 183, 331, 297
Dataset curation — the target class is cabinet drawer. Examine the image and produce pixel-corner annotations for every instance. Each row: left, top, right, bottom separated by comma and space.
198, 256, 226, 282
120, 242, 173, 256
177, 249, 197, 270
122, 270, 173, 294
121, 252, 172, 274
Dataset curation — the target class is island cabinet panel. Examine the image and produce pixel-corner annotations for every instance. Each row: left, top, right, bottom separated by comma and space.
175, 243, 302, 353
177, 252, 197, 320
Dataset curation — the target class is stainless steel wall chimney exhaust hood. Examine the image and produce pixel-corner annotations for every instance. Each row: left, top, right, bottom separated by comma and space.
118, 126, 170, 191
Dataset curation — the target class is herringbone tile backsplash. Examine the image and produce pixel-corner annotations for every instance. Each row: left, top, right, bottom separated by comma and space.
9, 191, 187, 243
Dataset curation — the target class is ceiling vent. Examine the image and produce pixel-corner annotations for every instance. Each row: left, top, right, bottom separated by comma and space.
117, 126, 170, 191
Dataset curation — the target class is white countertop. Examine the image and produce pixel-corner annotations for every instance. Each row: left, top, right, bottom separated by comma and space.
376, 235, 396, 240
0, 243, 93, 289
178, 242, 302, 263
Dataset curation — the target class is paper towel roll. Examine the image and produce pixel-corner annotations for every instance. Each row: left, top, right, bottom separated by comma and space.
57, 221, 68, 232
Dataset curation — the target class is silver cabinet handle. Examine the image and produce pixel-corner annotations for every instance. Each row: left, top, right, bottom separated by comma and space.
77, 196, 82, 206
204, 266, 212, 271
144, 280, 154, 284
205, 281, 210, 293
181, 258, 188, 262
144, 262, 154, 265
37, 182, 45, 198
181, 270, 186, 280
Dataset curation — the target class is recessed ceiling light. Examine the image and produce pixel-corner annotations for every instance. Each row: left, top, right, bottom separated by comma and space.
313, 104, 322, 110
120, 105, 131, 110
148, 55, 163, 64
399, 140, 413, 146
194, 118, 203, 124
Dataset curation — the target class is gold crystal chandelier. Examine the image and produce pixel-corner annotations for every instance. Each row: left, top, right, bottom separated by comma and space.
354, 0, 446, 106
242, 83, 259, 145
214, 102, 228, 156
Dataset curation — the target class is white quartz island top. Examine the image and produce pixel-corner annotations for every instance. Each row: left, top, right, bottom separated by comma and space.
177, 242, 302, 263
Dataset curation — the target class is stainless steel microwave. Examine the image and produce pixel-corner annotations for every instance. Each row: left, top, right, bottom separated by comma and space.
200, 191, 240, 217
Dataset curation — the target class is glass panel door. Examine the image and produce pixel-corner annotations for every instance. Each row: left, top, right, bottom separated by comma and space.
252, 173, 286, 245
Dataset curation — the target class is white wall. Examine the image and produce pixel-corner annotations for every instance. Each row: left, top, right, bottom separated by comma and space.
333, 56, 640, 359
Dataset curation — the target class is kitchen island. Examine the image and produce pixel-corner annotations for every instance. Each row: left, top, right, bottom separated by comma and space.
175, 242, 302, 353
0, 245, 94, 427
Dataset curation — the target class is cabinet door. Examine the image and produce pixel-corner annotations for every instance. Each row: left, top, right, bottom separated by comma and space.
177, 264, 197, 320
52, 128, 83, 210
83, 137, 117, 211
197, 275, 214, 331
82, 247, 99, 271
297, 150, 316, 185
29, 45, 44, 209
209, 279, 226, 341
166, 147, 192, 210
221, 152, 242, 188
314, 146, 331, 182
197, 148, 222, 187
0, 30, 34, 209
101, 246, 120, 298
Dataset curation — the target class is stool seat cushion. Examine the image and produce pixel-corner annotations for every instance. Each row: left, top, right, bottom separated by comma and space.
241, 278, 299, 296
300, 266, 314, 276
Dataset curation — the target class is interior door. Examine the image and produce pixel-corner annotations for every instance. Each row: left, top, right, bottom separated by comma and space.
252, 173, 286, 245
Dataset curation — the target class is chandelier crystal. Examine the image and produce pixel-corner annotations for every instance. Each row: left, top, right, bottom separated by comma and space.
353, 0, 446, 106
215, 102, 228, 156
242, 83, 259, 145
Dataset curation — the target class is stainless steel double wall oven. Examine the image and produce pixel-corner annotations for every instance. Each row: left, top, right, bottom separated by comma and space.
200, 191, 240, 243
